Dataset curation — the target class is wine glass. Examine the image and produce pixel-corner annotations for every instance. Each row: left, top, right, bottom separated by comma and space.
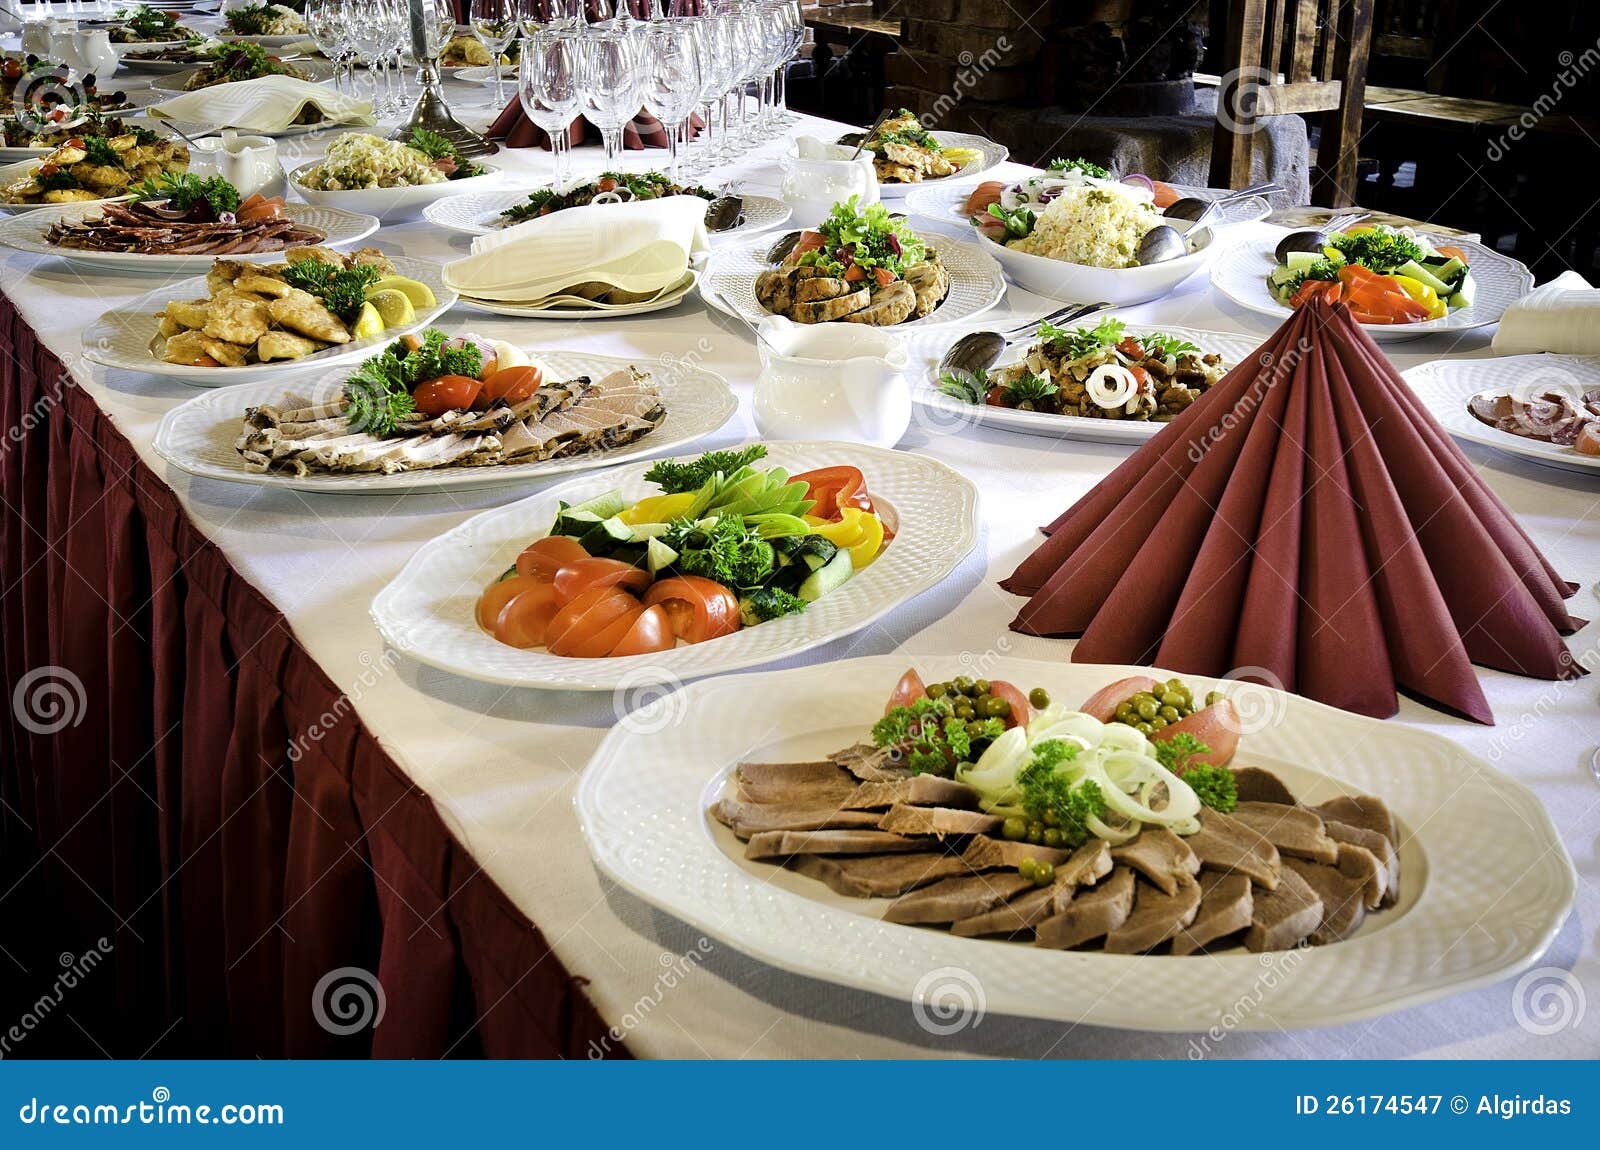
577, 27, 640, 171
689, 14, 732, 171
470, 0, 519, 108
306, 0, 350, 94
640, 21, 701, 182
519, 0, 580, 32
519, 28, 581, 185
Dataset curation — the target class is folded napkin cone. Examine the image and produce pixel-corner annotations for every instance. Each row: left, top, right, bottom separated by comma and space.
1002, 300, 1584, 723
1491, 270, 1600, 356
146, 74, 375, 133
443, 194, 709, 303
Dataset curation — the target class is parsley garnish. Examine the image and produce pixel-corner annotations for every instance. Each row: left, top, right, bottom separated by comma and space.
281, 259, 381, 323
341, 328, 481, 436
872, 695, 1005, 778
642, 446, 768, 494
132, 171, 240, 215
1046, 156, 1111, 179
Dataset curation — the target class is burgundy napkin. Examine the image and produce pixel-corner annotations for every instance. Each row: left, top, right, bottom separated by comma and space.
1000, 299, 1585, 723
486, 102, 704, 150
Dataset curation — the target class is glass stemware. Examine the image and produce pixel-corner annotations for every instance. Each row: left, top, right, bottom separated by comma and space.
519, 0, 582, 33
470, 0, 519, 108
577, 28, 640, 171
306, 0, 349, 95
640, 21, 701, 182
689, 14, 732, 172
519, 29, 582, 186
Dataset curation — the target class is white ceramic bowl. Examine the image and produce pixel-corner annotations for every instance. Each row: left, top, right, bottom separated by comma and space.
980, 218, 1215, 305
288, 160, 502, 220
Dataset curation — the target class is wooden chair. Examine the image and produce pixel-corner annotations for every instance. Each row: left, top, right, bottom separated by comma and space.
1209, 0, 1376, 206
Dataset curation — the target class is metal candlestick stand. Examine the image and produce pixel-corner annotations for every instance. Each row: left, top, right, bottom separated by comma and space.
388, 0, 498, 157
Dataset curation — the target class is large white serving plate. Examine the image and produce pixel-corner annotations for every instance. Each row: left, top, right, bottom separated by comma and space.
155, 349, 738, 494
1211, 235, 1534, 342
907, 321, 1265, 445
0, 156, 134, 214
701, 234, 1005, 330
576, 654, 1575, 1031
289, 159, 505, 221
83, 253, 453, 384
903, 179, 1273, 229
219, 33, 311, 50
868, 130, 1008, 198
424, 189, 792, 248
1404, 353, 1600, 475
0, 200, 379, 273
371, 443, 979, 690
149, 57, 338, 92
455, 268, 699, 319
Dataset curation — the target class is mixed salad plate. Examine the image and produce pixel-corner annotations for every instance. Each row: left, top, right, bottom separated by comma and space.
576, 654, 1573, 1030
371, 443, 979, 690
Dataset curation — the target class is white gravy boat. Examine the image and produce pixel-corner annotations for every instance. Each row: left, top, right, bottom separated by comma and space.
752, 317, 910, 448
188, 130, 285, 200
779, 136, 879, 228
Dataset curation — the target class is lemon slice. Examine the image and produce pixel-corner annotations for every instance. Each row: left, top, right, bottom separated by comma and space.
351, 301, 386, 340
366, 275, 436, 309
366, 289, 416, 329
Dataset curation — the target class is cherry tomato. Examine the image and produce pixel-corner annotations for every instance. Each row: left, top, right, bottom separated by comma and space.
480, 365, 544, 407
492, 581, 562, 648
641, 576, 740, 644
551, 557, 652, 604
477, 573, 545, 632
608, 604, 675, 657
987, 680, 1032, 729
1078, 676, 1162, 722
884, 668, 926, 714
1151, 700, 1241, 767
515, 536, 588, 580
791, 465, 872, 520
1116, 336, 1146, 358
412, 374, 483, 417
546, 587, 643, 657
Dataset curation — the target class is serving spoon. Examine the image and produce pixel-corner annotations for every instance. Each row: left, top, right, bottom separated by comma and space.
938, 300, 1113, 379
1273, 212, 1372, 264
1138, 182, 1284, 266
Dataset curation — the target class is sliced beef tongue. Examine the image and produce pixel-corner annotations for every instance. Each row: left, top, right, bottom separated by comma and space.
877, 804, 1003, 838
1229, 802, 1339, 864
1104, 874, 1202, 954
1242, 863, 1324, 951
884, 872, 1033, 925
1110, 828, 1200, 895
841, 774, 978, 810
829, 743, 913, 782
786, 852, 970, 898
744, 829, 930, 860
734, 760, 857, 805
1310, 795, 1398, 848
950, 840, 1113, 937
962, 835, 1074, 871
1231, 766, 1297, 806
1184, 808, 1281, 888
1170, 872, 1254, 955
1283, 855, 1371, 944
1035, 867, 1136, 950
1323, 819, 1399, 906
710, 798, 881, 838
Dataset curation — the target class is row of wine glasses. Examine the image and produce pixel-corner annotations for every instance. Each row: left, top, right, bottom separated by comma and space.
307, 0, 416, 116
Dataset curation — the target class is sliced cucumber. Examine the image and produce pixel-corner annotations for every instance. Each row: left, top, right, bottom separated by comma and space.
1284, 250, 1323, 270
578, 515, 635, 554
1447, 272, 1475, 309
626, 521, 673, 540
798, 547, 853, 602
550, 507, 603, 538
569, 490, 626, 519
1396, 260, 1451, 295
645, 536, 677, 574
1430, 256, 1466, 281
1268, 265, 1298, 287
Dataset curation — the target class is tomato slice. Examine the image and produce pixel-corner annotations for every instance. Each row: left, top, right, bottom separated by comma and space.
641, 576, 740, 644
885, 668, 926, 714
607, 604, 676, 657
492, 581, 562, 648
545, 587, 642, 656
1078, 675, 1162, 722
480, 365, 544, 407
791, 465, 872, 520
553, 604, 644, 658
516, 535, 588, 580
987, 680, 1032, 729
477, 573, 545, 632
552, 557, 652, 604
413, 374, 483, 417
1151, 700, 1241, 767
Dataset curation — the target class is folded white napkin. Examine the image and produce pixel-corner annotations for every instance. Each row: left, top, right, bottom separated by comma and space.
146, 75, 374, 133
443, 195, 710, 304
1492, 270, 1600, 355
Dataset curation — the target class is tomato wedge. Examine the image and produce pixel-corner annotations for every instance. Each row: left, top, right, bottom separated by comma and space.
885, 668, 927, 714
413, 374, 483, 417
492, 581, 562, 648
1150, 700, 1241, 767
480, 364, 544, 407
641, 576, 741, 643
987, 680, 1032, 729
553, 603, 644, 658
477, 573, 544, 632
785, 230, 826, 263
236, 193, 283, 222
515, 535, 588, 580
545, 586, 643, 656
792, 465, 872, 520
552, 557, 652, 604
963, 180, 1005, 216
1078, 675, 1162, 722
608, 604, 676, 657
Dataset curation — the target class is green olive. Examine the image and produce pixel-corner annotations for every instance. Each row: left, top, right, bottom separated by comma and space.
1032, 862, 1055, 887
1018, 857, 1037, 881
1135, 698, 1159, 721
1041, 827, 1063, 848
1028, 687, 1050, 709
1001, 816, 1027, 841
974, 679, 992, 696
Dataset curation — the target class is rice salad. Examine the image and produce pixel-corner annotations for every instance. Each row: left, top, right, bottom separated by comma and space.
1004, 178, 1163, 269
299, 134, 451, 191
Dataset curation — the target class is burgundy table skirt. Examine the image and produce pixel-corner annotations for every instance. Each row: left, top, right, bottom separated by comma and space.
0, 297, 621, 1058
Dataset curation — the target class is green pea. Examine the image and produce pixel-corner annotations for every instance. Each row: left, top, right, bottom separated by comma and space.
1135, 721, 1154, 735
1032, 862, 1055, 887
925, 681, 947, 699
1115, 702, 1136, 722
952, 676, 974, 696
984, 696, 1011, 719
954, 701, 975, 721
1207, 690, 1225, 707
1042, 827, 1063, 848
1026, 823, 1043, 844
1042, 808, 1060, 827
1018, 857, 1037, 881
974, 679, 992, 696
1135, 698, 1159, 721
1160, 691, 1183, 708
966, 720, 986, 740
1166, 678, 1187, 695
1148, 716, 1168, 731
1028, 687, 1050, 709
1159, 705, 1180, 722
1001, 816, 1027, 841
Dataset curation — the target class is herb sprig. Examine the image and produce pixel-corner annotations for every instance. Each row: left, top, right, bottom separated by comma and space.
642, 446, 768, 494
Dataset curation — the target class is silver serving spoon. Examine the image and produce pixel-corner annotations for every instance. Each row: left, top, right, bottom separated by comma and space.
1140, 182, 1285, 265
1274, 212, 1372, 264
1163, 182, 1281, 225
158, 118, 205, 149
847, 109, 893, 162
938, 300, 1113, 380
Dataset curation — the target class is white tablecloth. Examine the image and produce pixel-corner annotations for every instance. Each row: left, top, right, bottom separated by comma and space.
4, 36, 1597, 1060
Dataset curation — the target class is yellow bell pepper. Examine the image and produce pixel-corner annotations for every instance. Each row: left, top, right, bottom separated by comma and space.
619, 492, 699, 525
803, 507, 867, 547
1391, 275, 1448, 320
847, 512, 885, 569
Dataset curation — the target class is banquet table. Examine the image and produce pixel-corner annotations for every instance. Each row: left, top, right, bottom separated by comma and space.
1, 34, 1596, 1061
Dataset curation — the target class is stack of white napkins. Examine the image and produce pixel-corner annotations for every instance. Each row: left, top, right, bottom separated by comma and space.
1492, 270, 1600, 355
444, 195, 710, 309
146, 75, 375, 134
